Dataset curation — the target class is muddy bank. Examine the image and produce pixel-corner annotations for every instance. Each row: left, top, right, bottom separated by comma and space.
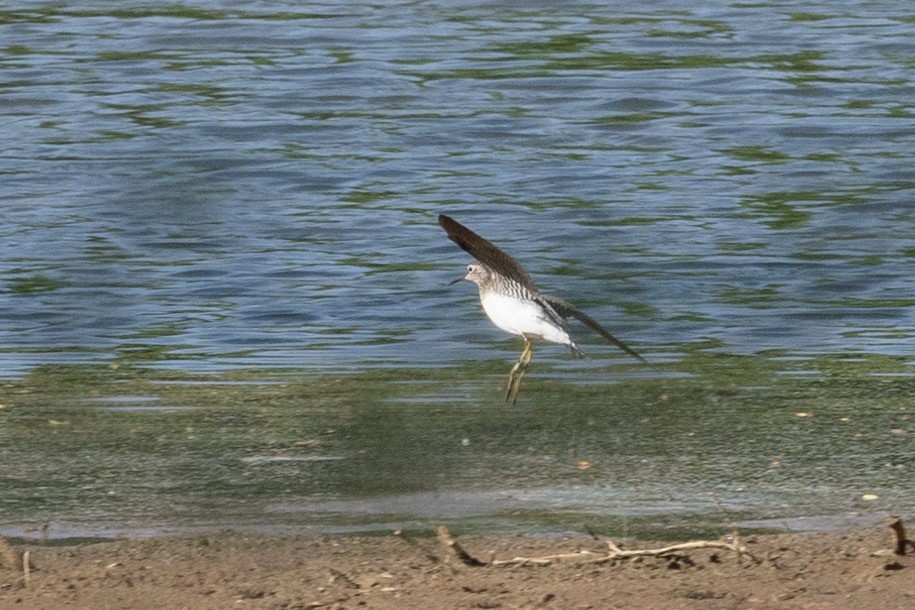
1, 523, 913, 609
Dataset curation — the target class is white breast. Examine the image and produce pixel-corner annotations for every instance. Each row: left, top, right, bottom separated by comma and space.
479, 291, 572, 346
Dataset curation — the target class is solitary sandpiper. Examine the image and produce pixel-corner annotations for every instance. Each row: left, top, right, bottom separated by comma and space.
439, 213, 645, 404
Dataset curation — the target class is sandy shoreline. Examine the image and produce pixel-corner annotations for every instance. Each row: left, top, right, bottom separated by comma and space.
1, 523, 913, 609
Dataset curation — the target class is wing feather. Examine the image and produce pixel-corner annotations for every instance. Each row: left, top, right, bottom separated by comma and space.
438, 214, 538, 291
539, 294, 646, 363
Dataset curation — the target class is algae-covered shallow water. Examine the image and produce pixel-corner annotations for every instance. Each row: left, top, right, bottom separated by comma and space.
1, 354, 911, 540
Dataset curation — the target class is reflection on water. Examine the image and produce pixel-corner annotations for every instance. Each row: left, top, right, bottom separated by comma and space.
1, 1, 913, 536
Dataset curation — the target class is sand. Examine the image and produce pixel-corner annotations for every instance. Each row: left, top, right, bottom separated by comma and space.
1, 524, 913, 610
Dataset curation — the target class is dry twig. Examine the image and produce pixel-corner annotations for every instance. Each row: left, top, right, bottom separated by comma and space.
598, 538, 749, 563
436, 526, 487, 566
886, 515, 914, 556
393, 529, 440, 564
0, 536, 34, 585
435, 525, 754, 568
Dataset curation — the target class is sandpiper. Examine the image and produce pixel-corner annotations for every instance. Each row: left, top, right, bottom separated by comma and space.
439, 214, 644, 404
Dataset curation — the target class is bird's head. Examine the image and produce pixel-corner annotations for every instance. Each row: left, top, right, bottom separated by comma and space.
450, 261, 490, 287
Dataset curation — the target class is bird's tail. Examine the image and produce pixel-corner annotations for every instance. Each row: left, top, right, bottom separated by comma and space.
569, 342, 585, 359
540, 294, 646, 363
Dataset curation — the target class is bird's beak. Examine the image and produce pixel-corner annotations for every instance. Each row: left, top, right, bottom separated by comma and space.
449, 273, 466, 286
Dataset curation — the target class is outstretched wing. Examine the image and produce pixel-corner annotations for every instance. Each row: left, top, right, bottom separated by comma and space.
538, 294, 646, 363
438, 214, 538, 292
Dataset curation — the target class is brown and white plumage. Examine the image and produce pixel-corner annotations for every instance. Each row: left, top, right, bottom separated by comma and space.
438, 213, 644, 402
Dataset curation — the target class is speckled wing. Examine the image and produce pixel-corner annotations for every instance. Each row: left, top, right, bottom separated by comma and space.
438, 214, 538, 292
538, 294, 646, 363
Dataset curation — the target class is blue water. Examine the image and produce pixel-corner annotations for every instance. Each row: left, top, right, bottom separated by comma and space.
1, 1, 914, 537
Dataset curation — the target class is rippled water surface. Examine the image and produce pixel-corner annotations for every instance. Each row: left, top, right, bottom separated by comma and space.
1, 1, 913, 538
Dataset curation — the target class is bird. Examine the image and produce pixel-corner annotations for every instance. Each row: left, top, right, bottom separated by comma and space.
438, 213, 645, 404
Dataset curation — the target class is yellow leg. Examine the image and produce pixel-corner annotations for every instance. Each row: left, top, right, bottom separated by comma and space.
505, 338, 533, 405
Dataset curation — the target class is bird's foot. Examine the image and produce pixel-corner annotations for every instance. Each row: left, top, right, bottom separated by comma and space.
504, 339, 533, 404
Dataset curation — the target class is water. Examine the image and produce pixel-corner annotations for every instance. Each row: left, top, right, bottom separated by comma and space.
1, 1, 913, 538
